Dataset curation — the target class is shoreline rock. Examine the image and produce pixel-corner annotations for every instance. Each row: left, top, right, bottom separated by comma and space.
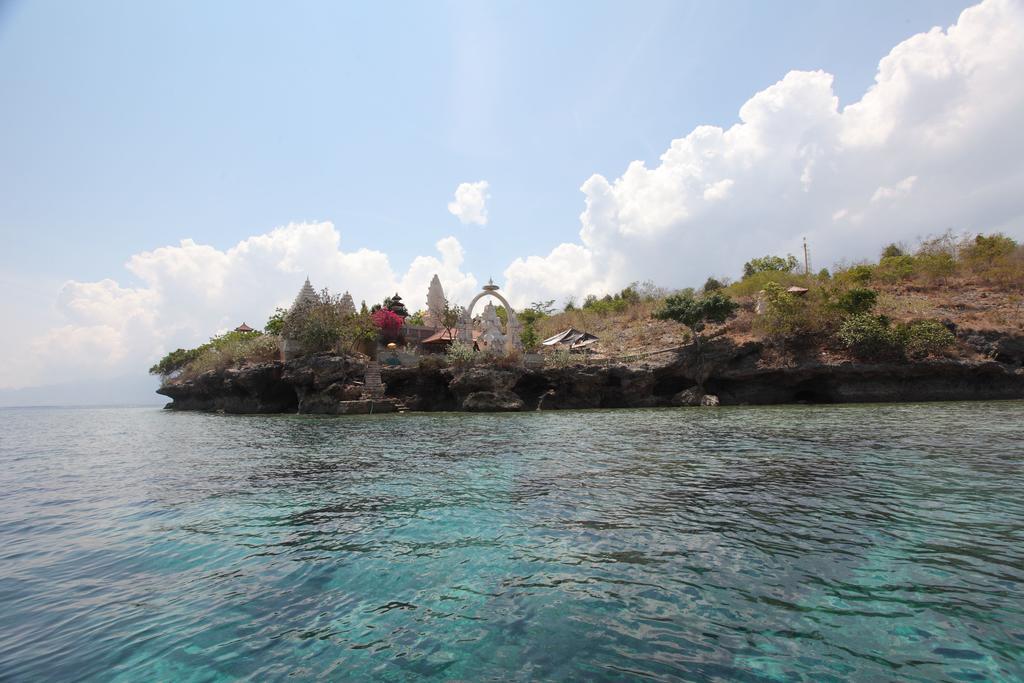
157, 335, 1024, 414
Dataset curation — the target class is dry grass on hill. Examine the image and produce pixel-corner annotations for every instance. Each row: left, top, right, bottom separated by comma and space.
873, 281, 1023, 332
535, 301, 681, 358
532, 280, 1022, 363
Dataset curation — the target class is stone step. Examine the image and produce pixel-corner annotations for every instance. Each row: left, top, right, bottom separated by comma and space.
362, 361, 385, 399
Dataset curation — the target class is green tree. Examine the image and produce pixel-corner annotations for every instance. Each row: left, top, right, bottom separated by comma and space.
384, 293, 409, 318
961, 233, 1017, 270
833, 288, 878, 315
702, 277, 724, 293
284, 288, 351, 353
445, 340, 476, 368
441, 301, 461, 341
339, 311, 380, 353
518, 307, 547, 352
837, 313, 898, 357
742, 254, 799, 279
914, 232, 958, 283
841, 264, 875, 285
901, 320, 955, 359
264, 307, 287, 335
148, 347, 200, 377
881, 243, 905, 258
654, 291, 738, 350
530, 299, 556, 316
617, 284, 641, 305
520, 325, 540, 352
757, 282, 809, 339
875, 254, 915, 282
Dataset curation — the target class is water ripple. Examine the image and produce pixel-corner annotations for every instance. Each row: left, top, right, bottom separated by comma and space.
0, 403, 1022, 680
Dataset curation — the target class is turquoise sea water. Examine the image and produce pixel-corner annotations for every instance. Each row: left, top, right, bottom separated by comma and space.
1, 403, 1022, 681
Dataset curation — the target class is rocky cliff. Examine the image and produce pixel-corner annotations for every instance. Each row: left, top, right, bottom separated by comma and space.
157, 333, 1024, 414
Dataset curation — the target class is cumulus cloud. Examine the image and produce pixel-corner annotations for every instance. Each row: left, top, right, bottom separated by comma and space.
871, 176, 918, 203
504, 0, 1024, 306
9, 223, 477, 389
447, 180, 490, 225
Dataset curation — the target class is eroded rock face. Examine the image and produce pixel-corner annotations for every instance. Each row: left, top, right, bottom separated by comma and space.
962, 330, 1024, 366
157, 362, 296, 413
381, 366, 458, 412
157, 336, 1024, 414
462, 390, 525, 412
449, 367, 522, 395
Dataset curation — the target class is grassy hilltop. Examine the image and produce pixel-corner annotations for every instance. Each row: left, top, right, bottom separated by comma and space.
533, 231, 1023, 364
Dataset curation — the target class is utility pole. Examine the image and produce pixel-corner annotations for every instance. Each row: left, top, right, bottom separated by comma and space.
803, 237, 811, 276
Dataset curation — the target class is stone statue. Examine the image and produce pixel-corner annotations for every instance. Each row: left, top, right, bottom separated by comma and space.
478, 302, 506, 351
456, 306, 474, 347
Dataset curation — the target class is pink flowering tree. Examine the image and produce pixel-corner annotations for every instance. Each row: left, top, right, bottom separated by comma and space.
371, 308, 404, 342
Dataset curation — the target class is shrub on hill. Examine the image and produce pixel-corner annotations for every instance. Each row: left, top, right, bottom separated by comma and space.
654, 291, 738, 349
742, 254, 799, 279
150, 329, 281, 380
833, 288, 878, 315
837, 314, 955, 359
286, 289, 379, 353
834, 264, 875, 286
445, 340, 476, 368
149, 347, 202, 377
703, 277, 725, 293
837, 314, 899, 357
900, 320, 956, 359
185, 334, 281, 377
881, 243, 905, 258
755, 282, 840, 340
830, 231, 1021, 290
874, 255, 916, 283
264, 307, 287, 335
726, 270, 809, 298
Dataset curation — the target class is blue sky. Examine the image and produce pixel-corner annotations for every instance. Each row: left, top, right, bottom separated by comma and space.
1, 0, 972, 286
5, 0, 1024, 398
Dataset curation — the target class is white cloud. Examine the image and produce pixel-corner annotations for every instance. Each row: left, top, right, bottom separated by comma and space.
871, 175, 918, 203
504, 0, 1024, 306
703, 179, 735, 202
447, 180, 490, 225
6, 223, 477, 389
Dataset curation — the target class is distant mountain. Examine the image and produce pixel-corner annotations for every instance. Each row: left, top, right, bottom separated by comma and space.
0, 374, 165, 408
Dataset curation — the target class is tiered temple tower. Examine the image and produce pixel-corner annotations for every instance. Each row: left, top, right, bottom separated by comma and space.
291, 277, 318, 311
424, 274, 446, 329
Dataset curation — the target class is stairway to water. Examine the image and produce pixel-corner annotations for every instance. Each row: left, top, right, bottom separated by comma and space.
362, 361, 385, 399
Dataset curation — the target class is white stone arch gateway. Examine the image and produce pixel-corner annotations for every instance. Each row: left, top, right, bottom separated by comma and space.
458, 281, 523, 354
